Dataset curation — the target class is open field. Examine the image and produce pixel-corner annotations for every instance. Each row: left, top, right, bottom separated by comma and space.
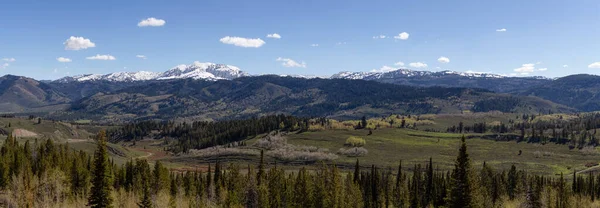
152, 112, 600, 176
153, 126, 600, 176
285, 128, 600, 176
3, 112, 600, 177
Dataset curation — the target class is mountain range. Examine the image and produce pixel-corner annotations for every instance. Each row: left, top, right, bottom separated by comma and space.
3, 62, 600, 123
53, 62, 552, 93
54, 62, 247, 83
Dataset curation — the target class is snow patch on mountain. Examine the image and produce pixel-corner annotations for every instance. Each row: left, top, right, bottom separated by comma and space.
331, 68, 509, 80
55, 62, 248, 83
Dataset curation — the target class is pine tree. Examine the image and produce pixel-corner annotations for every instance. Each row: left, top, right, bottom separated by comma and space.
258, 150, 265, 185
88, 130, 114, 208
169, 176, 178, 208
361, 116, 368, 129
138, 184, 153, 208
354, 159, 360, 184
245, 165, 259, 208
448, 136, 473, 208
425, 157, 434, 206
525, 180, 541, 208
507, 164, 518, 200
152, 160, 165, 195
393, 161, 406, 208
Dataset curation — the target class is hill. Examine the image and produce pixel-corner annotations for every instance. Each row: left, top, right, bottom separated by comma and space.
515, 74, 600, 111
62, 76, 572, 123
0, 75, 70, 113
332, 69, 551, 93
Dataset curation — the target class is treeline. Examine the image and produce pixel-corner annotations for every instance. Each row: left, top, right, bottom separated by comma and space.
472, 97, 522, 112
109, 114, 310, 153
1, 132, 600, 207
446, 113, 600, 149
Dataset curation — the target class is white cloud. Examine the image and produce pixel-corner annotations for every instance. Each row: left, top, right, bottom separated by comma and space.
496, 28, 507, 32
373, 35, 386, 39
394, 61, 405, 66
2, 58, 15, 62
137, 17, 166, 27
86, 54, 116, 60
219, 36, 265, 48
336, 42, 347, 45
394, 32, 409, 40
53, 68, 58, 73
64, 36, 96, 50
538, 68, 548, 71
371, 65, 397, 73
513, 63, 536, 73
57, 57, 72, 62
1, 63, 8, 69
136, 55, 147, 59
310, 44, 319, 47
276, 57, 306, 68
266, 33, 281, 39
437, 56, 450, 63
563, 65, 569, 68
409, 62, 427, 68
589, 62, 600, 68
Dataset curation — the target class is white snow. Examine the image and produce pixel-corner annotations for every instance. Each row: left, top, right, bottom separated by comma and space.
56, 62, 248, 82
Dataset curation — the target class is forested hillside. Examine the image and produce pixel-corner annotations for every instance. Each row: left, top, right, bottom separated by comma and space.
0, 74, 581, 122
61, 76, 571, 123
515, 74, 600, 111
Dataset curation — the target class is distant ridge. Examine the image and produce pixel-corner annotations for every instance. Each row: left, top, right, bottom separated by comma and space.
54, 61, 549, 84
54, 61, 248, 83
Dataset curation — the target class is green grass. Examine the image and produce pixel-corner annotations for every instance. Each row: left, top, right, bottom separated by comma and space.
73, 119, 92, 124
285, 128, 600, 176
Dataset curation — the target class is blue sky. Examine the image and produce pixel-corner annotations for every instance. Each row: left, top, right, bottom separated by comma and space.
0, 0, 598, 80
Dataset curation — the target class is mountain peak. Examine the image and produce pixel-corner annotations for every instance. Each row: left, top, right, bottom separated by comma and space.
54, 62, 248, 83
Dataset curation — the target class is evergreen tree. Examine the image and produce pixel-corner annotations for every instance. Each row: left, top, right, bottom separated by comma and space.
138, 184, 153, 208
245, 165, 259, 208
361, 116, 368, 129
507, 164, 518, 200
88, 130, 114, 208
448, 136, 473, 208
425, 157, 434, 206
354, 159, 360, 184
392, 161, 406, 208
525, 180, 541, 208
169, 176, 178, 208
258, 150, 265, 185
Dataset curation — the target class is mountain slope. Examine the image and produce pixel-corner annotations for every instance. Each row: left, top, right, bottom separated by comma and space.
55, 62, 248, 83
515, 74, 600, 111
0, 75, 70, 112
63, 76, 573, 123
332, 69, 551, 93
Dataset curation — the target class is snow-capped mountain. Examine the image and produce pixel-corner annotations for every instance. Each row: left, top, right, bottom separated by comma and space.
54, 62, 248, 83
55, 62, 547, 85
330, 68, 508, 80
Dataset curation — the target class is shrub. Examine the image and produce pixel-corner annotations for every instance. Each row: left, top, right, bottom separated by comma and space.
254, 134, 287, 150
345, 136, 366, 147
187, 146, 255, 157
253, 133, 338, 162
337, 147, 368, 157
268, 148, 338, 162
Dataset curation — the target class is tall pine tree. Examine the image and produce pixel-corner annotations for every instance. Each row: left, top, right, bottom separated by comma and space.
88, 130, 114, 208
448, 136, 473, 208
